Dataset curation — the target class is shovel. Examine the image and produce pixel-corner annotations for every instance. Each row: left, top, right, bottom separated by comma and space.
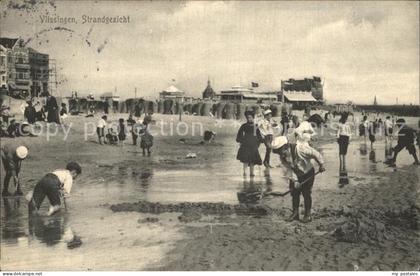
263, 170, 322, 198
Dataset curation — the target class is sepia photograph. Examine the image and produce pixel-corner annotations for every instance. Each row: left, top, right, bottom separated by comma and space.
0, 0, 419, 274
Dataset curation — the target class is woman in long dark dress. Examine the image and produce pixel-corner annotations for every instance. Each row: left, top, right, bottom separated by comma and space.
236, 110, 262, 177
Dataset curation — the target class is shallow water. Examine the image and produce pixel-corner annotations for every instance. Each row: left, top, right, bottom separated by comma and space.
1, 134, 417, 270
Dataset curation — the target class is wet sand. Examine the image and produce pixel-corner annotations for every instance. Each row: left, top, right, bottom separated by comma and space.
1, 113, 419, 270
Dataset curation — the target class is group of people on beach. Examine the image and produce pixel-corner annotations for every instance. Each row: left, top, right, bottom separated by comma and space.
236, 107, 419, 223
236, 109, 325, 223
96, 113, 154, 156
0, 93, 68, 138
355, 113, 420, 166
1, 100, 419, 223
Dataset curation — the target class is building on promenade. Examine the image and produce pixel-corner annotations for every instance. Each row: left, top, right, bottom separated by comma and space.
219, 86, 277, 103
0, 37, 49, 98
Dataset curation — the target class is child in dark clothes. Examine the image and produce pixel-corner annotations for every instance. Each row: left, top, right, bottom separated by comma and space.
140, 115, 153, 156
236, 110, 262, 177
106, 128, 118, 145
117, 118, 126, 146
127, 114, 136, 126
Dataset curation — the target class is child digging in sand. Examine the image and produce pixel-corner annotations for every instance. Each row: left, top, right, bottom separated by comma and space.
28, 162, 82, 216
236, 110, 262, 177
385, 118, 419, 166
274, 134, 325, 223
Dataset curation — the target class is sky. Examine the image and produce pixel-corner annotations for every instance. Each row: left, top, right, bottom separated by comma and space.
1, 0, 419, 104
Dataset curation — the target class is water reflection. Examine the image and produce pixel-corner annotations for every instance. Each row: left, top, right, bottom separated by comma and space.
369, 150, 376, 163
237, 169, 274, 204
338, 169, 349, 187
2, 198, 26, 241
385, 142, 393, 161
359, 143, 368, 156
28, 214, 70, 246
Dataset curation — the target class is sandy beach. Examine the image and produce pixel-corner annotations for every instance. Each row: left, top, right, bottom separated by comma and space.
1, 113, 419, 271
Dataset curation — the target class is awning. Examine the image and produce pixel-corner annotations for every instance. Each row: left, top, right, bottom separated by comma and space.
242, 92, 277, 99
283, 91, 316, 102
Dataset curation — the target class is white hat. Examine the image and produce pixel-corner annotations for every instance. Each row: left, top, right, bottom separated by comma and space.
16, 146, 28, 159
263, 109, 272, 115
271, 136, 288, 150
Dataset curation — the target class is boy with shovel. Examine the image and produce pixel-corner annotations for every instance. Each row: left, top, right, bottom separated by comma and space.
28, 162, 82, 216
273, 134, 325, 223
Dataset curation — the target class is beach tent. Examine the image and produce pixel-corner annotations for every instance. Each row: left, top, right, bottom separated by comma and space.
175, 101, 183, 115
68, 99, 79, 114
224, 102, 236, 119
215, 102, 226, 119
118, 101, 127, 113
163, 99, 175, 114
125, 99, 136, 114
236, 103, 248, 120
157, 100, 164, 113
148, 101, 158, 114
192, 102, 203, 116
201, 102, 212, 116
183, 103, 192, 114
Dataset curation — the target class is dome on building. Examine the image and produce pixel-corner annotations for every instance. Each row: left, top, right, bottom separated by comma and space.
202, 79, 216, 99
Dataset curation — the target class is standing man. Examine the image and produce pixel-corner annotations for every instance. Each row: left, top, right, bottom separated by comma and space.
385, 118, 419, 166
45, 93, 60, 124
1, 145, 28, 196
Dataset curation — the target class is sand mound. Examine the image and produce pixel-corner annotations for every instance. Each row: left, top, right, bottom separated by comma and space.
110, 200, 277, 217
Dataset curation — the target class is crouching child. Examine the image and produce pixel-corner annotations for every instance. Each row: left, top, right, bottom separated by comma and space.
28, 162, 82, 216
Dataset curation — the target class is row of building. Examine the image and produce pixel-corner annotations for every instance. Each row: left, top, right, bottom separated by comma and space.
0, 37, 50, 99
159, 77, 324, 107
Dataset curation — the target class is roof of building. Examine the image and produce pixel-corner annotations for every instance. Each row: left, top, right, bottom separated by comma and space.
100, 92, 120, 98
242, 92, 277, 99
0, 38, 19, 49
162, 85, 184, 93
203, 80, 216, 97
28, 47, 48, 56
221, 86, 255, 93
220, 91, 277, 99
283, 91, 317, 102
